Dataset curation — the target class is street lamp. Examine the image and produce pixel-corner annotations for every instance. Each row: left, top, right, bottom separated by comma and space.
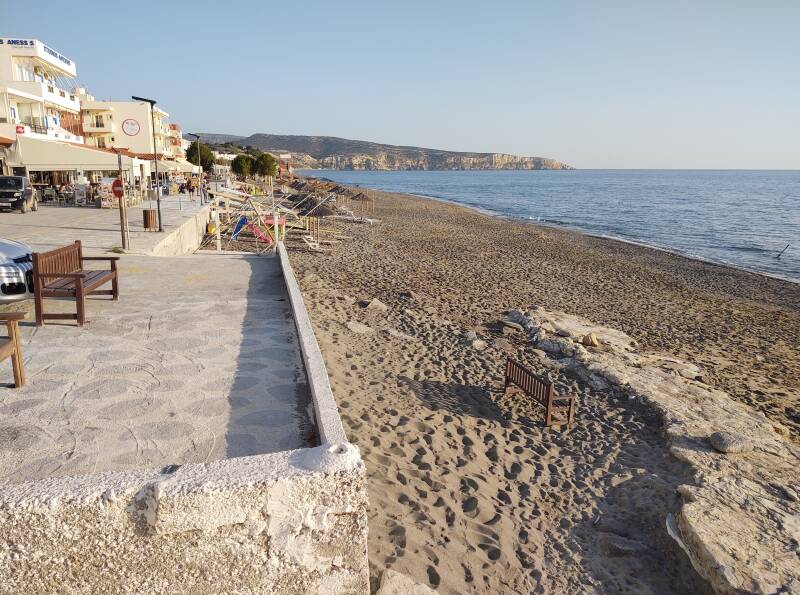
187, 132, 203, 204
131, 95, 163, 232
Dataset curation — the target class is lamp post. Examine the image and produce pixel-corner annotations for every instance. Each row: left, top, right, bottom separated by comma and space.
188, 132, 202, 204
131, 95, 163, 232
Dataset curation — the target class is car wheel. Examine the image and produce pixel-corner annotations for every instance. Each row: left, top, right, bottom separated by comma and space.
18, 200, 27, 214
31, 198, 38, 212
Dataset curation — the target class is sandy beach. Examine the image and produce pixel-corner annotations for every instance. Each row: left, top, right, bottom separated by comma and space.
288, 187, 799, 593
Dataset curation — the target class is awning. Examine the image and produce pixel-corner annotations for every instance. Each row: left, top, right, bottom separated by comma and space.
13, 136, 146, 174
174, 159, 200, 174
151, 160, 178, 172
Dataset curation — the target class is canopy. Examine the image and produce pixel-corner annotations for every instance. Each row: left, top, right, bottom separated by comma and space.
150, 160, 178, 173
174, 158, 201, 174
15, 136, 138, 172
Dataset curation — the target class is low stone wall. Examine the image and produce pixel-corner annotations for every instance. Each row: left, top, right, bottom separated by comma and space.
150, 205, 211, 256
277, 242, 348, 444
0, 445, 369, 593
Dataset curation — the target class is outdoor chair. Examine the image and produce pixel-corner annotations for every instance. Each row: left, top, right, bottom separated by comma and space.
0, 312, 26, 387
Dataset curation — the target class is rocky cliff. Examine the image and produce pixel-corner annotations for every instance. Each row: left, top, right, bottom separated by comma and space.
196, 132, 573, 171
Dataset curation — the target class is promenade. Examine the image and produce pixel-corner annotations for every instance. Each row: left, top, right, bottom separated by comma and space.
0, 198, 317, 483
0, 196, 206, 254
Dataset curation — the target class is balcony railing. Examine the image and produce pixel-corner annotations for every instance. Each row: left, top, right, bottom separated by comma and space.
82, 120, 115, 132
26, 123, 48, 134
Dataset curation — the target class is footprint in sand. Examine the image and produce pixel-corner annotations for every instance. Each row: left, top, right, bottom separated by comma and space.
426, 566, 441, 588
462, 496, 479, 518
478, 543, 502, 561
388, 524, 407, 550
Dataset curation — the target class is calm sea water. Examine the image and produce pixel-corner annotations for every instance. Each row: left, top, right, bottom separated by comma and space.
299, 169, 800, 283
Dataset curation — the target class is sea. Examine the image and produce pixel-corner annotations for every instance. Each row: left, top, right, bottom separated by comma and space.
297, 169, 800, 283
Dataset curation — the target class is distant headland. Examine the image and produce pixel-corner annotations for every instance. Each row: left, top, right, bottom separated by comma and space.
190, 132, 574, 171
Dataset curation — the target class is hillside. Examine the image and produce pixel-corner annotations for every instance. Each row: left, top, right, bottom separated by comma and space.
194, 133, 573, 170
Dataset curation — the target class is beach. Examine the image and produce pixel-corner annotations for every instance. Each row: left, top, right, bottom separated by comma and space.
289, 187, 799, 593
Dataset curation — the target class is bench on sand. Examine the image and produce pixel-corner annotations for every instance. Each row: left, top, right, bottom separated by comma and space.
0, 312, 25, 387
32, 240, 119, 326
504, 357, 576, 428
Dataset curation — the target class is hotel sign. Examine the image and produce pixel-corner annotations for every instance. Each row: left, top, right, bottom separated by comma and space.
42, 44, 72, 67
0, 38, 34, 47
0, 38, 75, 71
122, 119, 141, 136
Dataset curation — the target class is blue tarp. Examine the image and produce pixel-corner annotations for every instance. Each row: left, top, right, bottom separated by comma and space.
231, 216, 248, 240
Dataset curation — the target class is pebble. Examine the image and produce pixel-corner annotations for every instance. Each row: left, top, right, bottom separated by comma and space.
501, 319, 525, 333
345, 321, 373, 334
361, 298, 388, 312
582, 333, 599, 347
599, 534, 646, 557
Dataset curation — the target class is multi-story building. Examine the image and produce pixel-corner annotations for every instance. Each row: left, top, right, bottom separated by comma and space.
80, 97, 188, 161
80, 97, 175, 157
167, 123, 185, 158
0, 37, 84, 144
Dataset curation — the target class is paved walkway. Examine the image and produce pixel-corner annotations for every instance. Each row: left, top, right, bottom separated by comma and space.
0, 252, 315, 485
0, 196, 206, 255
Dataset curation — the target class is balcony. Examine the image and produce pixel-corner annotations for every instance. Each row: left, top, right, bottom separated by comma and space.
14, 122, 84, 144
82, 119, 115, 133
9, 81, 80, 112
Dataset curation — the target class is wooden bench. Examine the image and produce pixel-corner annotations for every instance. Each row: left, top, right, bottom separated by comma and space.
504, 357, 576, 428
0, 312, 25, 387
32, 240, 119, 326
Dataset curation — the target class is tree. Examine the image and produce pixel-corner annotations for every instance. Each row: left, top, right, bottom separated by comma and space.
252, 152, 278, 178
231, 154, 254, 177
186, 141, 215, 172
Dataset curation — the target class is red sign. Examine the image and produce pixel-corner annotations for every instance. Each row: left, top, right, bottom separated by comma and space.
112, 179, 124, 199
15, 125, 24, 134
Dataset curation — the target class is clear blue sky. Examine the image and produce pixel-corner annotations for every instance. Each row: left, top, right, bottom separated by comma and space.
7, 0, 800, 168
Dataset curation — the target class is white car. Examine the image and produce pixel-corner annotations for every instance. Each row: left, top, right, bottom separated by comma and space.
0, 239, 34, 303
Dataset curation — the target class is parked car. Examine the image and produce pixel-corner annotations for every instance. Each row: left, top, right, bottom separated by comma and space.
0, 239, 34, 302
0, 176, 38, 213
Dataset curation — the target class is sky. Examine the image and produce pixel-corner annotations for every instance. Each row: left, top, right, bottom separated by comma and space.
6, 0, 800, 169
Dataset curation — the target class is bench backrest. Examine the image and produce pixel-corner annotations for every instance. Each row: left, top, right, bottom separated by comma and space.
32, 241, 82, 276
505, 357, 553, 406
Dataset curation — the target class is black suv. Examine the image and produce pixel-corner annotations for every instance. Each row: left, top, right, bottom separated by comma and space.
0, 176, 38, 213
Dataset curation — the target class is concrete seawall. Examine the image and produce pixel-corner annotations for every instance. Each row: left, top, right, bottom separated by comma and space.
149, 204, 212, 256
278, 242, 349, 444
0, 446, 368, 593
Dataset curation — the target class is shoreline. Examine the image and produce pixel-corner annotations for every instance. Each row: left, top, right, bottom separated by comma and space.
304, 171, 800, 286
407, 190, 800, 287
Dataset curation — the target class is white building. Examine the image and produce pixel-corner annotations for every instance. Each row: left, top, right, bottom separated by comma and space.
80, 97, 177, 157
0, 37, 84, 144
